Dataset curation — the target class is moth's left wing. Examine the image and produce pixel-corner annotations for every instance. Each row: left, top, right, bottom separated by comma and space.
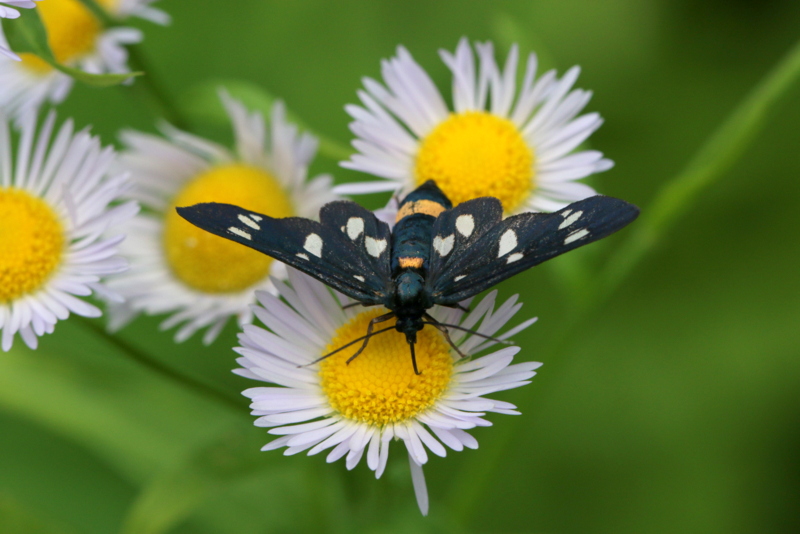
177, 202, 392, 304
427, 196, 639, 305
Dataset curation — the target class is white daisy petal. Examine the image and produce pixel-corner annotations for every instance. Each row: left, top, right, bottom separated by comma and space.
107, 93, 339, 343
0, 111, 133, 350
343, 39, 611, 213
236, 268, 539, 515
0, 0, 164, 121
409, 455, 430, 516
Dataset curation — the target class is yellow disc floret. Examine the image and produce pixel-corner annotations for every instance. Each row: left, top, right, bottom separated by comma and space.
0, 188, 65, 302
20, 0, 117, 73
164, 164, 294, 294
415, 111, 534, 213
320, 309, 454, 426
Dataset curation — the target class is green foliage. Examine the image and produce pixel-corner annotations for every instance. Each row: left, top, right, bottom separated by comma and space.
1, 7, 139, 87
2, 1, 800, 533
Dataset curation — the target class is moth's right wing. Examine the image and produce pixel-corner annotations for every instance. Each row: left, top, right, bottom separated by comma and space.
177, 201, 392, 305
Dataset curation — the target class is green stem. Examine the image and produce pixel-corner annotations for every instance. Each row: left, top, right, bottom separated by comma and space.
598, 37, 800, 302
447, 36, 800, 526
76, 317, 245, 414
125, 45, 190, 129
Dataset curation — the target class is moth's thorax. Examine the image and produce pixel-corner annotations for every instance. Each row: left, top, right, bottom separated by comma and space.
391, 271, 431, 338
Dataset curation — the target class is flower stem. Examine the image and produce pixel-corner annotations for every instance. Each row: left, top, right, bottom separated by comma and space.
76, 317, 245, 414
125, 45, 190, 129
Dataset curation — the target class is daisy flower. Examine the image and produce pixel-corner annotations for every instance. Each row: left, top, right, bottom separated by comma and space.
107, 93, 339, 344
0, 1, 39, 61
0, 0, 169, 120
237, 268, 540, 515
0, 110, 138, 351
340, 37, 613, 214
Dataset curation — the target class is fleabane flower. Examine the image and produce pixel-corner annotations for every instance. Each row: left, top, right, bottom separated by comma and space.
107, 93, 339, 344
0, 0, 169, 119
340, 38, 613, 214
237, 268, 540, 515
0, 111, 138, 351
0, 1, 39, 61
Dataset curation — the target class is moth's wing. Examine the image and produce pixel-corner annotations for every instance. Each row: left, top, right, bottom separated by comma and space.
427, 196, 640, 305
427, 196, 504, 274
177, 202, 392, 304
319, 200, 392, 281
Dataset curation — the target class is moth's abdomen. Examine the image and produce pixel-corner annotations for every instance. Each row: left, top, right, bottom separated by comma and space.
391, 213, 434, 274
391, 181, 453, 276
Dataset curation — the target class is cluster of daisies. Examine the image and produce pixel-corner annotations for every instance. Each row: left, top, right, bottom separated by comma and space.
1, 3, 613, 515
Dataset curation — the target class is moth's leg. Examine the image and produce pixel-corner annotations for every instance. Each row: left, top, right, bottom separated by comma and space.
423, 313, 468, 359
345, 311, 395, 364
302, 321, 394, 367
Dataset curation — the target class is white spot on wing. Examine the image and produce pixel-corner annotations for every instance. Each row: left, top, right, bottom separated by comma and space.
296, 253, 309, 260
497, 229, 517, 257
304, 233, 323, 257
507, 252, 523, 264
455, 214, 475, 237
564, 228, 590, 244
454, 275, 466, 282
365, 236, 387, 258
433, 234, 455, 256
558, 210, 583, 230
249, 214, 263, 221
562, 210, 572, 218
347, 217, 364, 240
238, 214, 260, 230
354, 275, 365, 282
228, 227, 251, 240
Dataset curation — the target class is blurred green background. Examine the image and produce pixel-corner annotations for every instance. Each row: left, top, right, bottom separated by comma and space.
2, 0, 800, 532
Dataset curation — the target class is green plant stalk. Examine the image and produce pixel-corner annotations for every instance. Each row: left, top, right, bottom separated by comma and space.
446, 36, 800, 525
76, 317, 245, 414
598, 37, 800, 301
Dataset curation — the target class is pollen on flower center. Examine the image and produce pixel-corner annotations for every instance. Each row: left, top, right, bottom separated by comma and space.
164, 163, 294, 294
414, 111, 534, 213
0, 188, 65, 302
319, 309, 454, 426
19, 0, 117, 73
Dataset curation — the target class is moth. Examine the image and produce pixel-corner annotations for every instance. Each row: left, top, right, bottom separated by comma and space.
177, 180, 639, 373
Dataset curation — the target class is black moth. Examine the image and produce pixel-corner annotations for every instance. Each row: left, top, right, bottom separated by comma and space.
177, 180, 639, 374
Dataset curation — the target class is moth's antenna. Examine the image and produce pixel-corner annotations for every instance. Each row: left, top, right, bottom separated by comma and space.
301, 316, 395, 368
422, 315, 515, 346
409, 341, 421, 376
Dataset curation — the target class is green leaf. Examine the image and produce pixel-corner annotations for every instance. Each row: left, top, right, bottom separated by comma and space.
1, 8, 140, 87
181, 79, 353, 161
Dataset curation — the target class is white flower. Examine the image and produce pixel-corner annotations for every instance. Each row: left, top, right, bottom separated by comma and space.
340, 37, 613, 214
107, 93, 339, 344
0, 0, 169, 120
236, 268, 540, 515
0, 110, 138, 351
0, 1, 39, 61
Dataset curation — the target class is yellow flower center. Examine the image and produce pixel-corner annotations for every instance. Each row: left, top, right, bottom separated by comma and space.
164, 163, 294, 294
320, 309, 454, 426
0, 188, 65, 302
19, 0, 117, 73
415, 111, 534, 213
